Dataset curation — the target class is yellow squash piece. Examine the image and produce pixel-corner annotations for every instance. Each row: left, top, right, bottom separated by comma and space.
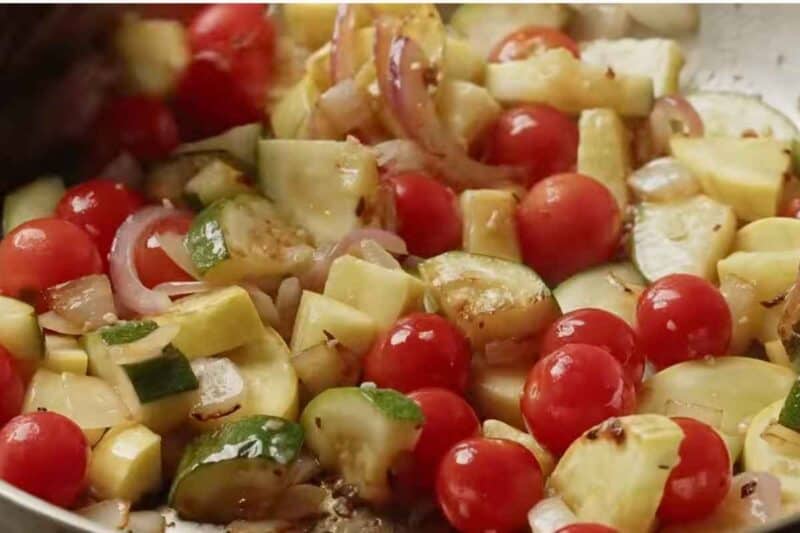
437, 80, 501, 150
577, 108, 632, 209
270, 76, 321, 139
89, 424, 162, 502
718, 250, 800, 303
744, 400, 800, 502
291, 291, 378, 356
460, 189, 521, 262
281, 4, 339, 50
735, 217, 800, 252
469, 359, 529, 429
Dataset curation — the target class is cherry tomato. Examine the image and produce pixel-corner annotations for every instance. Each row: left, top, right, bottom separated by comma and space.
56, 179, 145, 264
516, 173, 621, 285
479, 105, 578, 187
177, 4, 276, 138
490, 26, 580, 62
134, 212, 195, 289
0, 218, 103, 310
781, 196, 800, 218
437, 437, 543, 533
398, 388, 480, 491
657, 417, 731, 523
364, 313, 471, 394
87, 95, 179, 171
541, 308, 644, 385
0, 345, 24, 426
0, 412, 88, 508
555, 525, 619, 533
385, 172, 462, 258
636, 273, 732, 370
521, 343, 636, 456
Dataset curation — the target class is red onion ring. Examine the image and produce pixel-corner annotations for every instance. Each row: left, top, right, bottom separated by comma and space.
649, 95, 705, 156
109, 206, 179, 316
330, 4, 359, 84
153, 281, 211, 296
375, 23, 522, 190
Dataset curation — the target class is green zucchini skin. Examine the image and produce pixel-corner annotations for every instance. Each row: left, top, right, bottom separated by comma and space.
779, 380, 800, 431
121, 345, 199, 404
100, 320, 159, 345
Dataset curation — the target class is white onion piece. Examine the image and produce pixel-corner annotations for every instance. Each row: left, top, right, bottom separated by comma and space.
126, 511, 166, 533
626, 4, 699, 36
528, 497, 578, 533
761, 422, 800, 457
649, 96, 704, 156
110, 206, 178, 316
375, 20, 522, 190
276, 277, 302, 339
664, 399, 724, 430
240, 283, 281, 329
190, 357, 246, 421
155, 231, 199, 280
330, 4, 359, 83
47, 274, 118, 331
272, 484, 327, 521
107, 323, 181, 364
484, 337, 541, 367
101, 151, 144, 190
569, 5, 632, 41
628, 157, 700, 202
373, 139, 431, 175
227, 520, 294, 533
720, 275, 760, 355
77, 499, 131, 529
38, 311, 84, 335
153, 280, 211, 296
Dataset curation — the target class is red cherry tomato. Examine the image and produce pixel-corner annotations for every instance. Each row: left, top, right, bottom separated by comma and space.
0, 218, 103, 310
87, 95, 179, 171
636, 273, 732, 370
385, 172, 462, 258
0, 345, 24, 426
177, 4, 276, 138
0, 412, 89, 508
490, 26, 580, 62
516, 173, 621, 285
364, 313, 471, 394
399, 388, 480, 491
541, 308, 644, 385
56, 179, 145, 264
480, 105, 578, 187
521, 343, 636, 456
555, 525, 619, 533
657, 417, 731, 523
437, 437, 543, 533
134, 212, 195, 289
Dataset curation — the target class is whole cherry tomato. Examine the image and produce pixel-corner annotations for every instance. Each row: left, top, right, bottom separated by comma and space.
490, 26, 580, 62
133, 212, 195, 289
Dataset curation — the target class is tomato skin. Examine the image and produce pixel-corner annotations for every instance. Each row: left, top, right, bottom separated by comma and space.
0, 218, 103, 309
56, 179, 145, 264
636, 273, 732, 370
541, 308, 644, 385
87, 96, 179, 171
0, 412, 89, 508
0, 345, 24, 426
781, 196, 800, 218
386, 172, 462, 258
555, 525, 619, 533
400, 388, 480, 491
480, 105, 578, 187
657, 417, 731, 523
437, 437, 543, 533
521, 343, 636, 456
516, 173, 621, 285
134, 213, 195, 289
177, 4, 276, 138
490, 26, 580, 62
364, 313, 471, 394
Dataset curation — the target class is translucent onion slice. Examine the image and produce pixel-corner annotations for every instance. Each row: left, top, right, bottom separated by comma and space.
649, 96, 704, 156
276, 277, 302, 339
628, 157, 700, 203
107, 323, 181, 365
154, 231, 199, 280
190, 357, 246, 422
126, 511, 166, 533
153, 280, 211, 297
357, 239, 402, 270
38, 311, 84, 335
527, 497, 578, 533
761, 422, 800, 458
373, 139, 431, 175
309, 79, 378, 140
77, 499, 131, 529
46, 274, 118, 331
240, 283, 281, 329
110, 206, 179, 315
664, 399, 724, 430
330, 4, 360, 83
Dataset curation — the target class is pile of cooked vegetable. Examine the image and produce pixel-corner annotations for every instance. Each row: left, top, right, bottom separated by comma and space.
1, 4, 800, 533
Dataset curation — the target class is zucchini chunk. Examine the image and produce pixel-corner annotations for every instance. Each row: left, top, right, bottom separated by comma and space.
291, 291, 378, 356
2, 175, 64, 235
459, 189, 521, 263
170, 415, 304, 523
183, 159, 252, 207
43, 334, 88, 375
735, 217, 800, 252
576, 108, 631, 209
744, 400, 800, 502
176, 123, 262, 169
638, 357, 795, 461
258, 139, 379, 244
89, 424, 162, 503
553, 262, 645, 327
632, 195, 736, 282
486, 49, 653, 117
186, 194, 313, 283
0, 295, 43, 361
300, 386, 423, 504
437, 80, 501, 150
420, 252, 559, 347
550, 415, 683, 533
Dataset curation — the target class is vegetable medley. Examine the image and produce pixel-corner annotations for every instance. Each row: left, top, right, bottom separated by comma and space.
1, 4, 800, 533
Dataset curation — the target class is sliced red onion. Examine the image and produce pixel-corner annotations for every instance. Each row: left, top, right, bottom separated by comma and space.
330, 4, 359, 83
100, 151, 144, 190
373, 139, 431, 175
38, 311, 84, 335
240, 283, 281, 329
190, 357, 246, 422
77, 499, 131, 529
110, 206, 179, 316
276, 277, 302, 339
484, 337, 541, 367
649, 96, 704, 156
46, 274, 118, 331
153, 281, 211, 297
155, 231, 199, 280
376, 26, 522, 190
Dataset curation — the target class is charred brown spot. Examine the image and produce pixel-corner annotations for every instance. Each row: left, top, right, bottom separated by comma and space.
712, 223, 722, 232
315, 417, 322, 429
658, 464, 670, 470
586, 428, 599, 440
605, 67, 616, 80
761, 293, 787, 308
273, 469, 283, 477
588, 418, 626, 445
741, 129, 759, 138
355, 196, 366, 217
422, 67, 439, 87
741, 480, 758, 498
323, 329, 335, 341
